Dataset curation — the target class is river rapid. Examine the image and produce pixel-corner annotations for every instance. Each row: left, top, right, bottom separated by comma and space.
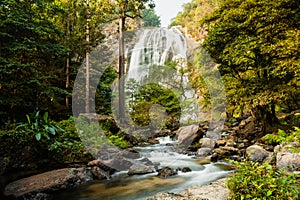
54, 136, 233, 200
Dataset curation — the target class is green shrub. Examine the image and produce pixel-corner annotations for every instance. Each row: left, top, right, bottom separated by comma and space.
227, 160, 299, 200
109, 134, 130, 149
262, 127, 300, 146
48, 117, 93, 163
16, 111, 61, 141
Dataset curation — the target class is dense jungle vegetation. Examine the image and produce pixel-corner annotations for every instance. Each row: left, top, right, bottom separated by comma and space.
0, 0, 299, 199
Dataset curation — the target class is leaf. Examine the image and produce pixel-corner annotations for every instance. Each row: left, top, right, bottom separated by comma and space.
34, 119, 39, 131
267, 190, 272, 196
35, 133, 41, 141
43, 112, 49, 123
48, 127, 56, 135
35, 111, 40, 118
45, 133, 50, 140
26, 114, 31, 124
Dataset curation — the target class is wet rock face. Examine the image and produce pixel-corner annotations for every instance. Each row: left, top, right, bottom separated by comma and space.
181, 167, 192, 173
197, 148, 213, 157
127, 163, 154, 175
157, 167, 178, 178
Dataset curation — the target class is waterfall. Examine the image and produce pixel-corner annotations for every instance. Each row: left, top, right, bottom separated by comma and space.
125, 27, 199, 125
127, 27, 187, 80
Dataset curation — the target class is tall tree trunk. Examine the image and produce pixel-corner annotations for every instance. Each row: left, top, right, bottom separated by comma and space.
252, 104, 279, 132
65, 2, 71, 108
118, 16, 126, 123
85, 0, 90, 113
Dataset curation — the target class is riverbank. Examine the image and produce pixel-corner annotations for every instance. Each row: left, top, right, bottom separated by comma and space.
1, 111, 300, 199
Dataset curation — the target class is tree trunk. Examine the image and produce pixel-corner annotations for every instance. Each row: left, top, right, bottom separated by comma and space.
85, 0, 90, 113
252, 104, 279, 132
118, 16, 126, 123
65, 2, 71, 108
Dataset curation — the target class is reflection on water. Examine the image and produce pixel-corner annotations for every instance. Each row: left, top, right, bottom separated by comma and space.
55, 137, 233, 200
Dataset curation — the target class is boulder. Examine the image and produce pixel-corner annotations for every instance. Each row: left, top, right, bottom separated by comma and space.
127, 163, 154, 175
213, 146, 239, 158
216, 139, 227, 147
177, 125, 204, 146
90, 166, 111, 180
148, 138, 160, 144
147, 178, 229, 200
276, 153, 300, 171
87, 159, 116, 173
205, 131, 221, 140
4, 168, 93, 199
225, 139, 236, 147
199, 138, 216, 148
118, 148, 141, 159
139, 157, 154, 166
157, 167, 178, 178
275, 142, 300, 171
246, 145, 271, 162
197, 148, 213, 157
181, 167, 192, 173
274, 142, 300, 153
235, 116, 262, 140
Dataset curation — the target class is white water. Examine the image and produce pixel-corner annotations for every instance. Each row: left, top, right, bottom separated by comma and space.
55, 137, 233, 200
125, 27, 199, 125
56, 28, 230, 200
127, 27, 187, 80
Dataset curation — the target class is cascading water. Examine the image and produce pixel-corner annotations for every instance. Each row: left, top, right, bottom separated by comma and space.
126, 27, 187, 80
54, 28, 230, 200
54, 136, 233, 200
125, 27, 199, 125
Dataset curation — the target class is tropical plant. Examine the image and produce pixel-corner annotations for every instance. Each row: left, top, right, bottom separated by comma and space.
16, 111, 62, 141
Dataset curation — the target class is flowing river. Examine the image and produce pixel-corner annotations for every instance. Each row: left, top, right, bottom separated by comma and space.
54, 136, 233, 200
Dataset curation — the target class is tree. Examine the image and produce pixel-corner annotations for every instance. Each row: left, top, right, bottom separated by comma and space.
172, 0, 219, 40
0, 0, 68, 125
142, 8, 161, 27
85, 0, 90, 113
202, 0, 300, 127
53, 0, 106, 114
102, 0, 155, 124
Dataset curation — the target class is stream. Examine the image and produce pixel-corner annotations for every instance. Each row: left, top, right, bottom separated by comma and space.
54, 136, 233, 200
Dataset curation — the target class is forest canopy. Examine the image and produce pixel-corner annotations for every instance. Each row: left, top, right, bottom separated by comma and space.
174, 0, 300, 126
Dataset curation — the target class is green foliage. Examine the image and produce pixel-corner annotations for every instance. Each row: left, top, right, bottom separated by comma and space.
0, 0, 68, 125
48, 117, 93, 163
95, 66, 117, 115
187, 47, 226, 118
108, 133, 130, 149
173, 0, 219, 40
142, 8, 161, 27
16, 111, 62, 141
262, 127, 300, 146
202, 0, 300, 122
227, 160, 299, 200
74, 117, 131, 153
127, 83, 181, 130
